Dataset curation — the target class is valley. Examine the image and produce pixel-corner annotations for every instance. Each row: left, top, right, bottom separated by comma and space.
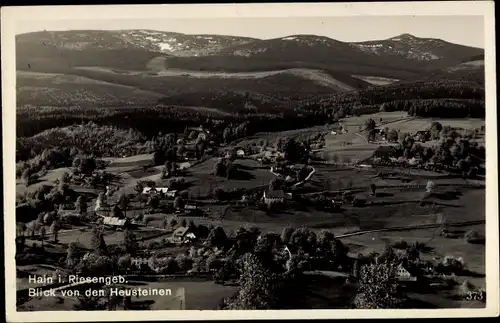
14, 27, 487, 312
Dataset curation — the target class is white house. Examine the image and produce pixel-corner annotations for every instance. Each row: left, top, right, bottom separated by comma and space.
263, 190, 285, 204
236, 149, 245, 157
142, 187, 169, 195
395, 263, 417, 281
102, 216, 130, 228
197, 132, 208, 141
166, 190, 177, 198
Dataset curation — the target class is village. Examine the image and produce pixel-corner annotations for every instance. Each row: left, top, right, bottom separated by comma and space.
14, 109, 487, 310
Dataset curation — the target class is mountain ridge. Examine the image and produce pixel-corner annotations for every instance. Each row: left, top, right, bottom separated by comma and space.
16, 30, 483, 73
16, 30, 482, 49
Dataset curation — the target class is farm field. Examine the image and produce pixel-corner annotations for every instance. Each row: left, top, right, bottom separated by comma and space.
317, 112, 485, 162
178, 157, 275, 197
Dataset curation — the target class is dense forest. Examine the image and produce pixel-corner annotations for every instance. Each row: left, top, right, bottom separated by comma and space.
17, 79, 485, 166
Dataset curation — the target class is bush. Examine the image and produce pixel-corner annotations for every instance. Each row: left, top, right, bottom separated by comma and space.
393, 239, 408, 250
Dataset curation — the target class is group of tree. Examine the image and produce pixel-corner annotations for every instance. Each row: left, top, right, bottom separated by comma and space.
17, 122, 144, 160
280, 138, 311, 163
213, 158, 235, 179
353, 261, 407, 309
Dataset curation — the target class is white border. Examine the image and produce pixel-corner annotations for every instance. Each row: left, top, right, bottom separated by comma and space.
2, 2, 498, 321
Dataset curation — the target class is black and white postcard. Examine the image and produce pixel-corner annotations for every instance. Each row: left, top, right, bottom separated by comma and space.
2, 2, 498, 321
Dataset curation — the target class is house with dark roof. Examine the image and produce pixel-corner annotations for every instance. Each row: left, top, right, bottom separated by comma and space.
373, 146, 397, 160
263, 190, 285, 204
102, 216, 131, 229
172, 226, 196, 244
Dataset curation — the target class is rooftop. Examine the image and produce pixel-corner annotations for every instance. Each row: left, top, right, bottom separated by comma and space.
173, 226, 192, 237
102, 217, 128, 226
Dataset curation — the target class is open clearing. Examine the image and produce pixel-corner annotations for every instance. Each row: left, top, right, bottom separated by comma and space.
352, 75, 400, 85
316, 111, 485, 162
177, 157, 275, 197
17, 71, 163, 106
74, 65, 357, 91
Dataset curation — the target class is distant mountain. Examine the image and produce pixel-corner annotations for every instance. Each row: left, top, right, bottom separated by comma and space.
15, 30, 485, 104
16, 30, 257, 56
213, 34, 422, 76
351, 33, 483, 68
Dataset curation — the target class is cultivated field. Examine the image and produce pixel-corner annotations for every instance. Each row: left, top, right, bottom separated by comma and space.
179, 157, 275, 197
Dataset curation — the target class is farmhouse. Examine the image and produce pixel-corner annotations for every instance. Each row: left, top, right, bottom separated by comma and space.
197, 131, 209, 141
263, 190, 285, 204
236, 149, 245, 157
131, 257, 152, 269
395, 263, 417, 282
142, 187, 168, 195
102, 216, 131, 229
142, 187, 177, 197
373, 146, 397, 160
172, 226, 197, 244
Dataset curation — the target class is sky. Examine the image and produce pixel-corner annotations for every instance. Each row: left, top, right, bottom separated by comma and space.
15, 15, 485, 48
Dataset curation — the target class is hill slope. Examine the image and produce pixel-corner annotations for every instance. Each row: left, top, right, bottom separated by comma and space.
15, 30, 484, 108
351, 33, 483, 69
16, 30, 257, 56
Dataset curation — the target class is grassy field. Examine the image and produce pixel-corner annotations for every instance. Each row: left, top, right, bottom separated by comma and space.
17, 71, 164, 107
178, 157, 275, 197
376, 116, 485, 134
316, 111, 485, 163
342, 221, 485, 288
75, 65, 360, 92
16, 167, 73, 198
352, 75, 400, 86
53, 227, 168, 249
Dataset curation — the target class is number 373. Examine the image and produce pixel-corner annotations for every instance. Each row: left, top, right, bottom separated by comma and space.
466, 291, 485, 301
